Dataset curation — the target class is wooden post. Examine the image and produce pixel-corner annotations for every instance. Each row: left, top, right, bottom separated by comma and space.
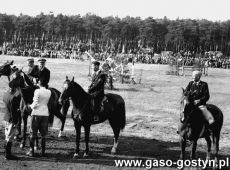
88, 58, 91, 77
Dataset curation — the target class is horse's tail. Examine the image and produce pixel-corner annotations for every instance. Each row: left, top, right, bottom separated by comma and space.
117, 102, 126, 130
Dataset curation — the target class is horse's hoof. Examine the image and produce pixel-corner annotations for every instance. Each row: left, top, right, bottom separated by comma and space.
58, 131, 62, 138
83, 152, 89, 158
111, 148, 117, 155
73, 153, 80, 159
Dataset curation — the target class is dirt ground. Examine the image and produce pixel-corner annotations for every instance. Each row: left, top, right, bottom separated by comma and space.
0, 56, 230, 170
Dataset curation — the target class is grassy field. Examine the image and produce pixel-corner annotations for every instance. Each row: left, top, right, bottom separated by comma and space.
0, 55, 230, 169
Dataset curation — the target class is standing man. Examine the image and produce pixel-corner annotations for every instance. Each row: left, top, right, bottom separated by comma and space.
101, 58, 114, 90
3, 88, 21, 160
37, 58, 50, 88
88, 61, 106, 121
184, 70, 214, 124
26, 77, 51, 157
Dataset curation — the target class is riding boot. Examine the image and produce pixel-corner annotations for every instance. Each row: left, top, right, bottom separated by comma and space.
41, 138, 46, 157
5, 141, 18, 160
26, 138, 34, 157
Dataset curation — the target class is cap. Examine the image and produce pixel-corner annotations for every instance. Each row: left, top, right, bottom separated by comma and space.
27, 58, 34, 62
192, 70, 202, 77
38, 58, 46, 63
92, 61, 100, 66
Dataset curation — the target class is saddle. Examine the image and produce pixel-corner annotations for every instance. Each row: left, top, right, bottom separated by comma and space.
90, 95, 108, 122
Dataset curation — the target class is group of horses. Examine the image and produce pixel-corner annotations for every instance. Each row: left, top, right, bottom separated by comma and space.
0, 60, 224, 169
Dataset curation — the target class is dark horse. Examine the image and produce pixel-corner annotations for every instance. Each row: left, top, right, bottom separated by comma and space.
59, 76, 126, 158
178, 89, 223, 168
2, 68, 70, 148
0, 60, 16, 81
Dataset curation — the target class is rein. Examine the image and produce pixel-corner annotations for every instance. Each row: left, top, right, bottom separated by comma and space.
72, 97, 90, 120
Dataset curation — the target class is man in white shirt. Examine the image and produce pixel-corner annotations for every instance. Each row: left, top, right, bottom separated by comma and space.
26, 77, 51, 157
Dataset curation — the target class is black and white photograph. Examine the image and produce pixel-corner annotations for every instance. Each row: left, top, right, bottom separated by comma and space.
0, 0, 230, 169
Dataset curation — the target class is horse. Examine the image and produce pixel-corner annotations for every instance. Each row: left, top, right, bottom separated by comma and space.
6, 69, 70, 148
0, 60, 15, 81
178, 89, 223, 168
59, 76, 126, 158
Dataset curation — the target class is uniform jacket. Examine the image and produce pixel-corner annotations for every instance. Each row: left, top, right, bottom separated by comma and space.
38, 67, 50, 86
88, 70, 106, 98
30, 87, 51, 116
185, 80, 210, 105
27, 65, 39, 81
3, 90, 21, 124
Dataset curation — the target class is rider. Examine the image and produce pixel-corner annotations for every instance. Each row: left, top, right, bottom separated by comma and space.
88, 61, 106, 121
184, 70, 214, 125
24, 58, 39, 86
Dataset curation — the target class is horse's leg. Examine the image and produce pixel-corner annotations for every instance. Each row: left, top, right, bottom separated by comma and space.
16, 113, 22, 140
53, 107, 65, 138
34, 135, 39, 151
205, 136, 212, 160
213, 132, 220, 166
58, 100, 70, 137
109, 123, 120, 154
190, 140, 197, 160
179, 137, 186, 161
73, 120, 81, 158
20, 114, 28, 148
83, 125, 90, 158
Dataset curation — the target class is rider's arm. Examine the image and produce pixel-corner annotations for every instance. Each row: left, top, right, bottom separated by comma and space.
200, 83, 210, 104
184, 81, 192, 94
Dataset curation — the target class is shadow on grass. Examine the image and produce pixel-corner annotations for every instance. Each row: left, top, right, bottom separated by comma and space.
0, 129, 229, 169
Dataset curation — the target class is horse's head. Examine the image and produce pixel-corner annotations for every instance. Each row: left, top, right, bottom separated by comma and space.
0, 60, 14, 77
180, 88, 196, 121
8, 69, 25, 89
59, 76, 75, 104
178, 88, 197, 139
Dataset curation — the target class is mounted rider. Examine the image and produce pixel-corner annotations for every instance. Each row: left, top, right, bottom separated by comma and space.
24, 58, 39, 86
24, 58, 50, 88
184, 70, 214, 125
88, 61, 107, 121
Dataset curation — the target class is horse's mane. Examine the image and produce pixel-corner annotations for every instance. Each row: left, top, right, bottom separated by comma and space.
70, 81, 89, 99
9, 70, 26, 89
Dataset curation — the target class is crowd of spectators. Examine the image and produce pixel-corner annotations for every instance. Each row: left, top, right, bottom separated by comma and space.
0, 47, 230, 69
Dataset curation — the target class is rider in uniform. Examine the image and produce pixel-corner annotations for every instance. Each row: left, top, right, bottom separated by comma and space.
24, 58, 50, 88
27, 58, 39, 83
184, 70, 214, 125
88, 61, 106, 121
24, 58, 39, 86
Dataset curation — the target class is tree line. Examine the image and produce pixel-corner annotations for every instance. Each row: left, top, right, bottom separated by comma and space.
0, 12, 230, 55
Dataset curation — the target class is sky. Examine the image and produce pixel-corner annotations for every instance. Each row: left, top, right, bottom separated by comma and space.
0, 0, 229, 21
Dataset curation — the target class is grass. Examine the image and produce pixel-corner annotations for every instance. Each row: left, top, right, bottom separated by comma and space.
0, 55, 230, 148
